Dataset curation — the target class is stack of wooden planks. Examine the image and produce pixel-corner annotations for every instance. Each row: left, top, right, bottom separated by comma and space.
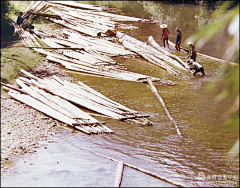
116, 32, 192, 76
4, 70, 153, 128
13, 21, 176, 85
22, 1, 159, 37
2, 77, 113, 135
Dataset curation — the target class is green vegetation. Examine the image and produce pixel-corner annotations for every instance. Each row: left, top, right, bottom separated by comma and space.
1, 46, 45, 92
1, 1, 46, 95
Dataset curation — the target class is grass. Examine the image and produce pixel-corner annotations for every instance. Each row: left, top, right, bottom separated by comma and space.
1, 1, 62, 95
1, 43, 45, 94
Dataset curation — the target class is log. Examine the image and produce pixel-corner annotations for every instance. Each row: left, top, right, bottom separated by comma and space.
147, 78, 183, 140
114, 161, 124, 187
14, 46, 85, 50
95, 153, 187, 187
1, 83, 28, 95
168, 40, 236, 65
28, 11, 61, 18
48, 1, 103, 11
148, 36, 190, 71
7, 89, 91, 135
20, 69, 39, 80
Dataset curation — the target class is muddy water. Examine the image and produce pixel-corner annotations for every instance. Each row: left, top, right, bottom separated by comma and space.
2, 2, 239, 187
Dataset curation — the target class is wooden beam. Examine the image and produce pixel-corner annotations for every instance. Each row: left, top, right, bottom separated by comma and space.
114, 161, 124, 187
28, 11, 61, 19
147, 77, 183, 140
13, 46, 85, 50
95, 153, 188, 187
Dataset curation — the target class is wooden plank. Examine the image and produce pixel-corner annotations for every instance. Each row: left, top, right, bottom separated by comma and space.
28, 11, 61, 18
148, 36, 191, 71
147, 78, 183, 140
7, 89, 91, 135
114, 161, 124, 187
95, 153, 187, 187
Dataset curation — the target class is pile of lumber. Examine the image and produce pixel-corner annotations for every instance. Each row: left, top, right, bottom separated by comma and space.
4, 70, 153, 127
47, 1, 159, 22
2, 75, 114, 135
13, 22, 176, 85
22, 1, 159, 38
116, 32, 192, 76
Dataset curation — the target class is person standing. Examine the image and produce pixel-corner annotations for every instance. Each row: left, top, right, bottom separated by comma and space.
187, 41, 197, 62
16, 12, 24, 25
175, 27, 182, 52
160, 24, 170, 48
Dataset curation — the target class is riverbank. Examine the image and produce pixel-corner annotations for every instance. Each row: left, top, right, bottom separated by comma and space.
1, 59, 76, 175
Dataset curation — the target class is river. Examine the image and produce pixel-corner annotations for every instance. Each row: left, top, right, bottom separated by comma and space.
1, 1, 239, 187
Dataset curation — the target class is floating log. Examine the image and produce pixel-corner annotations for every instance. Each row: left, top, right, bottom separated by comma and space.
114, 161, 124, 187
168, 40, 236, 65
95, 153, 187, 187
147, 77, 183, 140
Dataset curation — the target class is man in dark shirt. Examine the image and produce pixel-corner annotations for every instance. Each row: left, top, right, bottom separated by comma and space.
17, 12, 24, 25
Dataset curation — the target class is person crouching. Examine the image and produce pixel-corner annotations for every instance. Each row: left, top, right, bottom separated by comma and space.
187, 59, 205, 76
22, 16, 34, 33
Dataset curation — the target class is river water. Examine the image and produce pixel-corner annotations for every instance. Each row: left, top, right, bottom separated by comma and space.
2, 1, 239, 187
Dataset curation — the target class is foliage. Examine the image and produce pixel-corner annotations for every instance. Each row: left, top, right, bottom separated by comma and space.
185, 2, 239, 157
1, 1, 17, 42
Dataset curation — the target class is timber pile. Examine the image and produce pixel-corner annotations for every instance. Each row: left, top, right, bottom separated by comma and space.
23, 1, 159, 37
17, 1, 184, 79
22, 1, 50, 20
116, 32, 192, 76
14, 21, 175, 85
7, 70, 153, 126
2, 81, 113, 135
47, 1, 159, 23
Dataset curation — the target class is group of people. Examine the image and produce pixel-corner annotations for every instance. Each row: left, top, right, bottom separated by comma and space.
16, 12, 34, 33
160, 24, 205, 76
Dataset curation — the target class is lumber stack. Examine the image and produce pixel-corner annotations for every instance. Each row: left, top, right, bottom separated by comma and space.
148, 36, 191, 71
47, 1, 159, 23
116, 32, 192, 76
10, 70, 153, 126
13, 22, 175, 85
23, 1, 50, 20
2, 82, 113, 135
63, 30, 135, 57
24, 1, 159, 37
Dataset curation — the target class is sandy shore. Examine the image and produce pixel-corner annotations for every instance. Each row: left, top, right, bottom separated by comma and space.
1, 60, 76, 175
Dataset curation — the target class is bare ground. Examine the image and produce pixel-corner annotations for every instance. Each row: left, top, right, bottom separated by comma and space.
1, 59, 77, 175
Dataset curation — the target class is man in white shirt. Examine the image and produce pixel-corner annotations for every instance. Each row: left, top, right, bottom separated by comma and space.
187, 59, 205, 76
22, 16, 34, 33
